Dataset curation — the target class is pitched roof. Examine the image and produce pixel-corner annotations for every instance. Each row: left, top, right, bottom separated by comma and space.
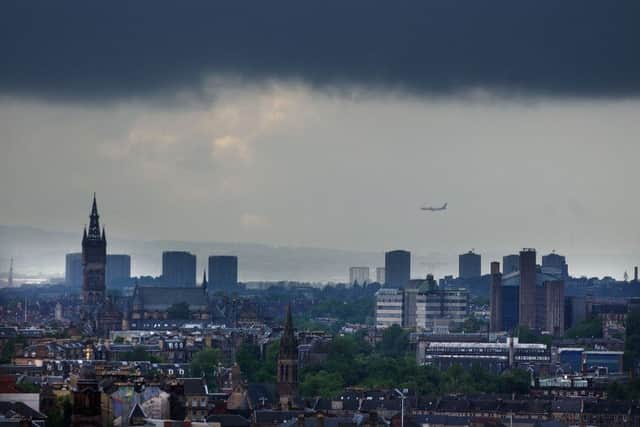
128, 402, 147, 425
0, 401, 47, 420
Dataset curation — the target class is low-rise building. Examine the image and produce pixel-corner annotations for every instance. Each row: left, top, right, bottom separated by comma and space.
420, 338, 549, 374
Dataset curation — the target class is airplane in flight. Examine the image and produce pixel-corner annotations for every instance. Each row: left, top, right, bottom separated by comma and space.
421, 202, 447, 211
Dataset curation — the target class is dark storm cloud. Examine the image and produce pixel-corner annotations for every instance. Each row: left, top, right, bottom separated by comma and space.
1, 1, 639, 100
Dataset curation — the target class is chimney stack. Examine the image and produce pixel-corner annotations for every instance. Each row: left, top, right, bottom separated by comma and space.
635, 266, 638, 282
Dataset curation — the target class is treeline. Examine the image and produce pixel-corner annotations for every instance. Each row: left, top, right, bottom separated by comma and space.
237, 325, 530, 398
608, 309, 640, 399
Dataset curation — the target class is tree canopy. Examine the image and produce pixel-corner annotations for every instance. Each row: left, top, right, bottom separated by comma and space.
237, 330, 531, 399
564, 317, 603, 339
119, 346, 162, 363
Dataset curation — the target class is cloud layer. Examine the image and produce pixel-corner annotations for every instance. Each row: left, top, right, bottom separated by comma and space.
1, 1, 639, 100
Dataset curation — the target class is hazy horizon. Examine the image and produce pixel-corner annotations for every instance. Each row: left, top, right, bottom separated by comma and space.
0, 222, 636, 282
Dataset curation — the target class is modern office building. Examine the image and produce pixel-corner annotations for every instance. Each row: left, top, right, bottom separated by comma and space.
416, 288, 469, 331
459, 250, 481, 279
65, 253, 83, 288
349, 267, 370, 286
208, 255, 238, 290
376, 280, 470, 331
519, 248, 537, 329
542, 252, 569, 280
376, 267, 385, 284
502, 254, 520, 274
106, 254, 131, 286
375, 288, 404, 329
489, 261, 502, 332
162, 251, 196, 287
421, 337, 550, 374
384, 250, 410, 288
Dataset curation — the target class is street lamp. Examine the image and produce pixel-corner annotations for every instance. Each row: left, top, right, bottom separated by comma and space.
394, 388, 406, 427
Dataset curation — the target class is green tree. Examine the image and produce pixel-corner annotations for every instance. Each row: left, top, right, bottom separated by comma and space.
0, 338, 16, 364
16, 381, 39, 393
300, 371, 344, 397
515, 326, 552, 346
120, 346, 162, 363
378, 325, 409, 357
236, 343, 261, 382
167, 302, 191, 320
462, 315, 486, 333
255, 341, 279, 383
46, 395, 72, 427
564, 317, 603, 339
191, 348, 222, 387
497, 369, 531, 395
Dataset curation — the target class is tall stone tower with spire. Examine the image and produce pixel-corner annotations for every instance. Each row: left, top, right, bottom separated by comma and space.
82, 194, 107, 306
277, 304, 298, 408
80, 194, 108, 335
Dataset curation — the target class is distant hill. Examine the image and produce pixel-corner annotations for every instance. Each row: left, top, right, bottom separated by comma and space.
0, 225, 451, 282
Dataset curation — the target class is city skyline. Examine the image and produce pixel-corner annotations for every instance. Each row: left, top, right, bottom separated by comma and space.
1, 3, 639, 425
1, 219, 639, 282
1, 3, 639, 283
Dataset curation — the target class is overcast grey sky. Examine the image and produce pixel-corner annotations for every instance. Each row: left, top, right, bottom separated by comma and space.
1, 1, 639, 279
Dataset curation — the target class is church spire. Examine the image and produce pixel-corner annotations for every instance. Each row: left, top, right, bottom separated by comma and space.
279, 303, 297, 359
202, 269, 208, 288
87, 193, 101, 240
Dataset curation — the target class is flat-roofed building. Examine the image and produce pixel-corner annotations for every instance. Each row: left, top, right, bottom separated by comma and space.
385, 250, 410, 288
503, 254, 520, 274
416, 288, 469, 331
459, 250, 481, 279
162, 251, 196, 287
106, 254, 131, 286
375, 288, 403, 329
65, 253, 82, 288
421, 337, 550, 374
